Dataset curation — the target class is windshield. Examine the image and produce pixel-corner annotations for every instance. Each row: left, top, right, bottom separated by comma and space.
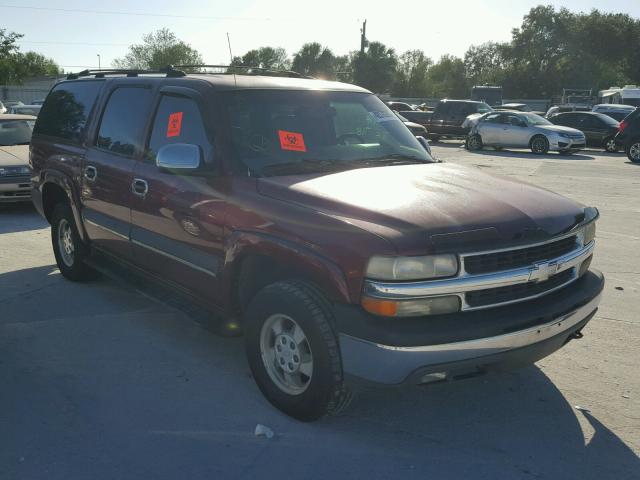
522, 113, 552, 126
0, 119, 34, 145
476, 103, 493, 114
224, 90, 432, 176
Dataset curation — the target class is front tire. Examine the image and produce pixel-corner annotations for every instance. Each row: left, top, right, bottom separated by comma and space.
244, 281, 349, 421
467, 134, 483, 151
603, 136, 618, 153
626, 139, 640, 163
51, 203, 94, 281
530, 135, 549, 155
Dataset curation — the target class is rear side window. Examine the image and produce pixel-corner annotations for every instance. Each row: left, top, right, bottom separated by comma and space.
146, 95, 212, 163
34, 80, 103, 143
96, 87, 153, 157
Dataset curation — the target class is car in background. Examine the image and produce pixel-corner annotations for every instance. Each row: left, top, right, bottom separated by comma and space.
3, 100, 24, 110
591, 104, 635, 122
386, 101, 415, 112
545, 104, 591, 118
467, 111, 585, 154
550, 112, 620, 152
0, 114, 36, 202
32, 99, 45, 105
9, 105, 42, 116
393, 112, 432, 155
494, 103, 531, 112
615, 108, 640, 163
399, 99, 493, 141
0, 100, 5, 114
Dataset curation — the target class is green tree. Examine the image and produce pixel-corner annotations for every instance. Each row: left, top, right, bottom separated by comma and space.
353, 41, 397, 93
426, 55, 468, 98
464, 42, 508, 87
291, 42, 336, 78
113, 28, 203, 70
231, 47, 290, 70
393, 50, 432, 97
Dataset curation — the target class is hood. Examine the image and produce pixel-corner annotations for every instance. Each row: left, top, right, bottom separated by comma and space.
257, 163, 585, 253
0, 145, 29, 167
538, 124, 584, 136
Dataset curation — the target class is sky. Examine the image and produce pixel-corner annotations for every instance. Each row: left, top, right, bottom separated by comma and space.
3, 0, 640, 72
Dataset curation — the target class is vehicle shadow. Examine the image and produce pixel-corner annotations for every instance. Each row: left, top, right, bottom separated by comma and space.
470, 149, 595, 161
1, 264, 637, 479
0, 202, 48, 234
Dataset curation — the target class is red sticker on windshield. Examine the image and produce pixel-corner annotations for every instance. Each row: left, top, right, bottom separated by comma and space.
167, 112, 183, 137
278, 130, 306, 152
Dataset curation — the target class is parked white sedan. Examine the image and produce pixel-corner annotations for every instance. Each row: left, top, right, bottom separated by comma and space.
467, 111, 586, 154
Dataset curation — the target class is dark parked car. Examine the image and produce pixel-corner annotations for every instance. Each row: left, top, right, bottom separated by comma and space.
386, 101, 415, 112
550, 112, 621, 152
0, 114, 36, 202
615, 107, 640, 162
31, 67, 603, 421
591, 104, 635, 122
399, 99, 493, 140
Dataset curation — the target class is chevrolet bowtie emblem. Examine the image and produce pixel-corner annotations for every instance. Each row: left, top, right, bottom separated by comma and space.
528, 261, 559, 283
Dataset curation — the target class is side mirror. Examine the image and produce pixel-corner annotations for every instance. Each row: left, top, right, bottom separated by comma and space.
156, 143, 202, 171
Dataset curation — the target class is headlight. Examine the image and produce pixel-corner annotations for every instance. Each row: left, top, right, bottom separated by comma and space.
579, 221, 596, 246
366, 254, 458, 281
559, 133, 570, 138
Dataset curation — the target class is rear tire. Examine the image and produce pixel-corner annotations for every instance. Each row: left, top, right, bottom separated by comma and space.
530, 135, 549, 155
467, 134, 483, 151
626, 139, 640, 163
51, 203, 95, 281
603, 136, 618, 153
244, 281, 350, 421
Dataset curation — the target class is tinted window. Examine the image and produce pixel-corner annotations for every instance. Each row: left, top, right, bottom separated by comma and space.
580, 115, 601, 128
34, 80, 103, 142
147, 95, 212, 164
554, 114, 577, 126
96, 87, 152, 157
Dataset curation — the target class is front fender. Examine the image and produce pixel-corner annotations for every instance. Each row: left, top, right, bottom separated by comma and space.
222, 230, 352, 307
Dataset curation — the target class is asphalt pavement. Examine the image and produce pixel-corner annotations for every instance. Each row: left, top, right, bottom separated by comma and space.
1, 145, 638, 479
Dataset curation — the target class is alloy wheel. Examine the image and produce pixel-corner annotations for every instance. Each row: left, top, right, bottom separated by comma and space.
57, 218, 75, 267
259, 314, 314, 395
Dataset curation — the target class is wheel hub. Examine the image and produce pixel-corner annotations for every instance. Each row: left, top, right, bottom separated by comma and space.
274, 333, 301, 373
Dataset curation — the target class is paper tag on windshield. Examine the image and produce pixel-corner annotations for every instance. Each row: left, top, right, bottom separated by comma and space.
370, 111, 397, 122
278, 130, 306, 152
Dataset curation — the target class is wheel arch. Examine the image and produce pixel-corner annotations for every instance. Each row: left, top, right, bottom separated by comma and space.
41, 171, 87, 241
223, 231, 352, 320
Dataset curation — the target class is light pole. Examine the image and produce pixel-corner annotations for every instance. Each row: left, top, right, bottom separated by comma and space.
97, 54, 101, 70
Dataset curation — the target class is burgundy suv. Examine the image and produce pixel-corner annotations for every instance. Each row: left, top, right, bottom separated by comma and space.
30, 67, 604, 421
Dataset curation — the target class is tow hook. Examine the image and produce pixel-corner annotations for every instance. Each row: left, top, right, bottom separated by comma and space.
570, 330, 584, 340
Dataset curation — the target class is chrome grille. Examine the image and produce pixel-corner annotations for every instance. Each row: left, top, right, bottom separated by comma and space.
465, 269, 575, 308
463, 235, 578, 275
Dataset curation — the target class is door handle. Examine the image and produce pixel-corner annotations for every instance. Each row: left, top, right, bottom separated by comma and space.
131, 178, 148, 197
84, 165, 97, 182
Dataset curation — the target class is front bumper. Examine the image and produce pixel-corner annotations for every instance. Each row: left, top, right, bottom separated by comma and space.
0, 176, 31, 202
549, 136, 585, 151
338, 269, 603, 385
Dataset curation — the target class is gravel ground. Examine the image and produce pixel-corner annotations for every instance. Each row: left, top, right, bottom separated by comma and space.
0, 144, 638, 479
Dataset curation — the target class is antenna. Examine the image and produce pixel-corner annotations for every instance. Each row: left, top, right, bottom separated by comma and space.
227, 32, 236, 86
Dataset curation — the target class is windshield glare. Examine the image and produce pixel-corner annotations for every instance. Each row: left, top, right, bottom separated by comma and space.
522, 113, 551, 126
0, 119, 34, 146
225, 90, 432, 176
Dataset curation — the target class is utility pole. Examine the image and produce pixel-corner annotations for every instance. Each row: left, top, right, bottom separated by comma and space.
97, 54, 101, 70
360, 19, 367, 54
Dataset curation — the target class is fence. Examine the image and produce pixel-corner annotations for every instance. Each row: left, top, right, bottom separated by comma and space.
0, 86, 54, 105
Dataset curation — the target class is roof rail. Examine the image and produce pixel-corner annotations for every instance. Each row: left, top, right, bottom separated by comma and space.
66, 65, 186, 80
174, 64, 312, 79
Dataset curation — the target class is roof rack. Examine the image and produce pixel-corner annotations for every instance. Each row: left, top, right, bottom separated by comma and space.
174, 65, 312, 79
65, 64, 312, 81
66, 65, 186, 80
